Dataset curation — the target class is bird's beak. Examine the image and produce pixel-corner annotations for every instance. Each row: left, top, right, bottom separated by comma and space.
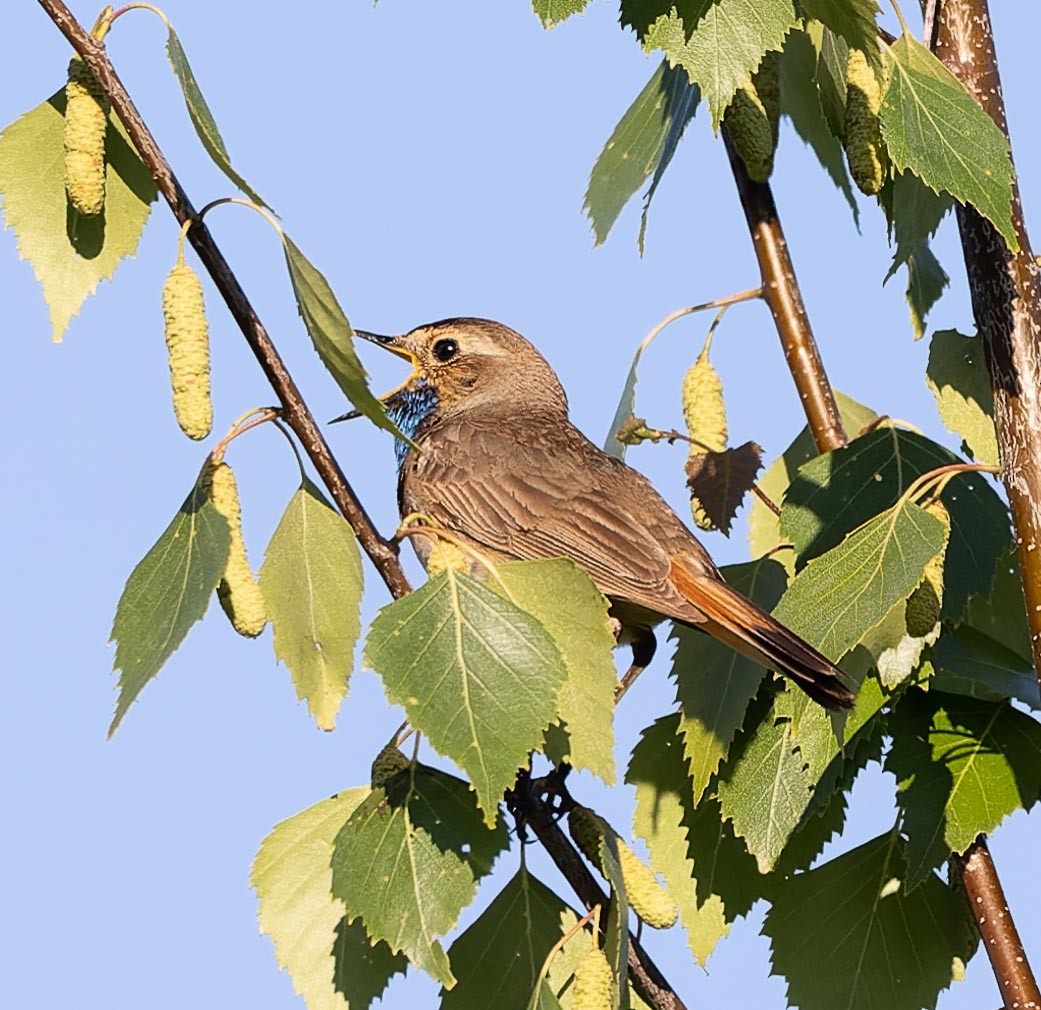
329, 328, 420, 424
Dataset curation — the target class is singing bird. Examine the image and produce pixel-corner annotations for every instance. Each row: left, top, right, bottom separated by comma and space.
342, 317, 855, 711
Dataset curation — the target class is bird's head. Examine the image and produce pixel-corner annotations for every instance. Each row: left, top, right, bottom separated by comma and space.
351, 317, 569, 423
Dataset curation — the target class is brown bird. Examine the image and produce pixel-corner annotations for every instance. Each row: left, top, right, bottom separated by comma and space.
345, 317, 855, 710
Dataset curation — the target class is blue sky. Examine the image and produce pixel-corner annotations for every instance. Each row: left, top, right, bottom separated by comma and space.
3, 2, 1040, 1008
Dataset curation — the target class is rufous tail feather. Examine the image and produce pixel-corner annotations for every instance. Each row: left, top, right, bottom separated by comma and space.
669, 558, 856, 710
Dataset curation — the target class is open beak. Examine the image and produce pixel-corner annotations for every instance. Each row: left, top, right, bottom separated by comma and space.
329, 329, 419, 423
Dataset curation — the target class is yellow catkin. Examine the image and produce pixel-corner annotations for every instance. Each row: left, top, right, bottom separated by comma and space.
682, 336, 727, 531
906, 501, 949, 637
209, 461, 267, 638
63, 56, 109, 216
844, 49, 888, 195
426, 540, 470, 576
569, 805, 677, 929
162, 262, 213, 440
573, 947, 614, 1010
371, 744, 409, 787
723, 53, 779, 183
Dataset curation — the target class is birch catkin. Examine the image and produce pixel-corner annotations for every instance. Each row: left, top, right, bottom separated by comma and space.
844, 49, 888, 195
209, 461, 267, 638
63, 57, 109, 217
162, 262, 213, 440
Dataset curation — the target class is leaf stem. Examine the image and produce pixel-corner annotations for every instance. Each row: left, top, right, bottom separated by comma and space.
210, 407, 280, 462
527, 904, 599, 1010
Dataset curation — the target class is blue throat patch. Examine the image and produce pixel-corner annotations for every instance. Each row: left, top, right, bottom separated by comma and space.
385, 380, 438, 469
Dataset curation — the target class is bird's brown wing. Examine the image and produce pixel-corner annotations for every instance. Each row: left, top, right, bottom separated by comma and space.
401, 417, 711, 624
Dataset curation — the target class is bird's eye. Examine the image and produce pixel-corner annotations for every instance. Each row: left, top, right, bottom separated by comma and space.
432, 338, 459, 362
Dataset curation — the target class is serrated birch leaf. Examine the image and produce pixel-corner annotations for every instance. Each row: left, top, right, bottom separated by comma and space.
765, 831, 978, 1010
715, 691, 812, 872
331, 764, 508, 987
628, 715, 762, 965
109, 466, 230, 735
259, 480, 363, 730
879, 33, 1016, 249
671, 558, 785, 803
773, 502, 948, 664
585, 60, 699, 247
164, 25, 268, 208
365, 568, 565, 824
926, 329, 999, 466
747, 390, 877, 568
0, 89, 156, 341
532, 0, 592, 28
781, 426, 1009, 619
492, 560, 617, 784
887, 690, 1041, 887
906, 242, 949, 340
642, 0, 798, 129
883, 171, 953, 279
685, 442, 763, 535
282, 235, 407, 440
251, 787, 406, 1010
441, 867, 575, 1008
800, 0, 880, 62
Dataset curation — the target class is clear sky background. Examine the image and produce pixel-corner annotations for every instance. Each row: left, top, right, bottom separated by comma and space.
3, 2, 1040, 1008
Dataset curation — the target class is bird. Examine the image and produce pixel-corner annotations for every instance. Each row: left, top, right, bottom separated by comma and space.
339, 317, 855, 711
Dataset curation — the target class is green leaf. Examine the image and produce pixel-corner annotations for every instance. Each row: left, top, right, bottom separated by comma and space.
365, 568, 565, 824
258, 480, 364, 730
164, 25, 268, 208
671, 558, 786, 803
584, 61, 699, 247
441, 867, 575, 1008
765, 831, 978, 1010
882, 171, 953, 280
109, 466, 230, 735
628, 715, 762, 965
780, 426, 1010, 620
962, 548, 1032, 663
642, 0, 798, 129
715, 689, 815, 872
282, 234, 407, 440
772, 501, 949, 664
888, 690, 1041, 886
800, 0, 880, 63
492, 560, 617, 784
531, 0, 592, 28
332, 918, 409, 1010
331, 762, 509, 987
878, 32, 1017, 250
932, 625, 1040, 711
808, 21, 848, 138
251, 787, 407, 1010
779, 29, 858, 223
905, 242, 949, 340
0, 89, 156, 341
747, 390, 877, 569
926, 329, 999, 466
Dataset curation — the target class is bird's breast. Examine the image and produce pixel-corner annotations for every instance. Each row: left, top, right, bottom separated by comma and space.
385, 381, 439, 470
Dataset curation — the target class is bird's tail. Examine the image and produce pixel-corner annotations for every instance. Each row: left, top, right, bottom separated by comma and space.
668, 557, 856, 711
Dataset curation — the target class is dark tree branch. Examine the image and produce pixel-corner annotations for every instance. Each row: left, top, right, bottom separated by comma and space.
929, 4, 1041, 1006
953, 838, 1040, 1010
932, 0, 1041, 689
36, 4, 689, 1008
723, 130, 848, 454
520, 789, 690, 1010
37, 0, 412, 600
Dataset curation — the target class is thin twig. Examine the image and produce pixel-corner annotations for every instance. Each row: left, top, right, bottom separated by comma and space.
37, 0, 412, 600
